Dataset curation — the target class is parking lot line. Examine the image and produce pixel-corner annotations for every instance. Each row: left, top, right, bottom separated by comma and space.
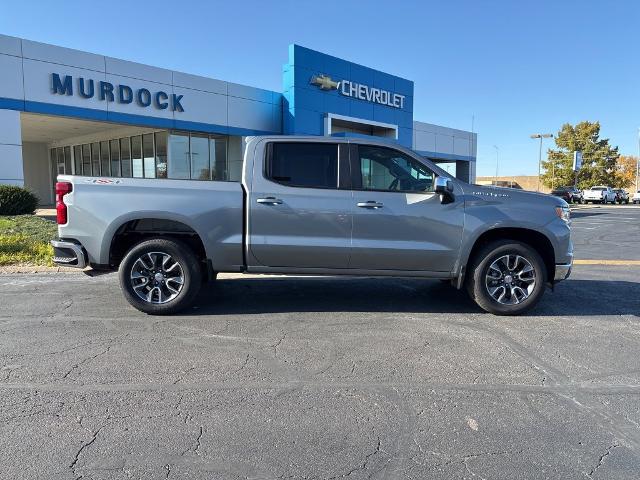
574, 259, 640, 265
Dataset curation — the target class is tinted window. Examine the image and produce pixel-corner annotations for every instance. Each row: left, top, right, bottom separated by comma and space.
143, 134, 155, 178
120, 138, 132, 178
190, 134, 210, 180
100, 141, 110, 176
91, 143, 100, 176
168, 133, 190, 179
82, 144, 91, 175
110, 139, 120, 177
267, 143, 338, 189
131, 136, 143, 178
210, 137, 228, 181
358, 145, 434, 193
155, 132, 168, 179
73, 146, 82, 175
64, 146, 72, 174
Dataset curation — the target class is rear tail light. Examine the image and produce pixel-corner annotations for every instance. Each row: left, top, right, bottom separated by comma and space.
55, 182, 72, 225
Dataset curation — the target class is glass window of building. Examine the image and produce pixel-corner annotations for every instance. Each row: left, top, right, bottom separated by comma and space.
120, 138, 132, 178
110, 139, 120, 177
64, 146, 72, 174
56, 148, 65, 174
49, 149, 57, 175
131, 136, 143, 178
100, 141, 110, 176
49, 131, 238, 182
210, 137, 228, 181
91, 142, 100, 176
155, 132, 168, 179
142, 134, 155, 178
73, 146, 82, 175
168, 133, 190, 179
50, 150, 57, 190
227, 136, 243, 181
82, 144, 91, 175
190, 134, 210, 180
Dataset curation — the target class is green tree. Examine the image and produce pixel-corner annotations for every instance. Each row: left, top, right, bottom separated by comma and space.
541, 121, 620, 190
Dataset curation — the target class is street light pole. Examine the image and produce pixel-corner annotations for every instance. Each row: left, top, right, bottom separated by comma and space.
493, 145, 499, 184
530, 133, 553, 191
636, 127, 639, 193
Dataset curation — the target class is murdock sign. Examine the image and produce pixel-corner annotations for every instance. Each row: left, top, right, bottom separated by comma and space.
50, 73, 185, 112
310, 74, 405, 109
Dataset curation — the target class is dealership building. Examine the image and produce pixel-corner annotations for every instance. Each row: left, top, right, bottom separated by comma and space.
0, 34, 477, 204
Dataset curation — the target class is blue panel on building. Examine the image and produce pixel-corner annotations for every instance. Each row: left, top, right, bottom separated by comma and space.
283, 44, 415, 147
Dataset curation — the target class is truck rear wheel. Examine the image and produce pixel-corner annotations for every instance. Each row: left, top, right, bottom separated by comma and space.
466, 240, 547, 315
119, 238, 202, 315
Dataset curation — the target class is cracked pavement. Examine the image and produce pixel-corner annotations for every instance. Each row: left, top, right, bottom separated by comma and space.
1, 208, 640, 479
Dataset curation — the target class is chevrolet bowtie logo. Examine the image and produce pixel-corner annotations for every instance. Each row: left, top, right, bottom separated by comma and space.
310, 74, 340, 90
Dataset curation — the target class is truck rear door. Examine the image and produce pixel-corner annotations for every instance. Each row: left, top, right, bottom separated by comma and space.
247, 141, 352, 268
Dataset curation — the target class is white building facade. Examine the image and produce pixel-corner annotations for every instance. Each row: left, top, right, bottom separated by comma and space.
0, 35, 476, 204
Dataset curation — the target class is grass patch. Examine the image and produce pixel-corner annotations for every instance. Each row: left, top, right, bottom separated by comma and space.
0, 215, 58, 266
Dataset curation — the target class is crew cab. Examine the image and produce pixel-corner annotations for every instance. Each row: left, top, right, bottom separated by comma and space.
583, 186, 616, 204
52, 136, 573, 316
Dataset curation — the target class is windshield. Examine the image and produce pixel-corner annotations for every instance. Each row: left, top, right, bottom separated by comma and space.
591, 187, 606, 191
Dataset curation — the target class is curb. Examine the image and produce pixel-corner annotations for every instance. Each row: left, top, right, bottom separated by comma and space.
0, 265, 90, 274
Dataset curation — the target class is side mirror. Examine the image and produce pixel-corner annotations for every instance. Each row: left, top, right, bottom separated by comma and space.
434, 177, 455, 203
435, 176, 453, 194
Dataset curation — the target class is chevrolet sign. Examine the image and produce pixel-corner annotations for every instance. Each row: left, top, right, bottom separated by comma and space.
310, 74, 406, 109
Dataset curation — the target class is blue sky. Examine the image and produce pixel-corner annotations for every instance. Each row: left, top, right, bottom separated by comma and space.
1, 0, 638, 176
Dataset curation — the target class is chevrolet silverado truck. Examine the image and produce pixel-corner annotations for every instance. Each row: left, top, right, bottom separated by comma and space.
583, 186, 616, 204
52, 136, 573, 316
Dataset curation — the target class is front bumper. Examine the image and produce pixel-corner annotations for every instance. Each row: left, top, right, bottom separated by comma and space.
554, 262, 572, 282
51, 239, 87, 268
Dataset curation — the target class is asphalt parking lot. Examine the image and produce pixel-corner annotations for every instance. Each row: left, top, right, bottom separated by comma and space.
1, 205, 639, 479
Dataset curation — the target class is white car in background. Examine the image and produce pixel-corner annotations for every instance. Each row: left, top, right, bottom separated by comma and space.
583, 186, 616, 204
633, 190, 640, 204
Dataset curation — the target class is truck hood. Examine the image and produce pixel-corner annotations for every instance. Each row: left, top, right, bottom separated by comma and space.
463, 184, 566, 207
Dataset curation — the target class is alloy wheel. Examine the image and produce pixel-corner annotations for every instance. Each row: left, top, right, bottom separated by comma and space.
484, 254, 536, 305
130, 252, 184, 304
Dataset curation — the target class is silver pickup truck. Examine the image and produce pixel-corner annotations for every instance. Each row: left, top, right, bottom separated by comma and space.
52, 136, 572, 316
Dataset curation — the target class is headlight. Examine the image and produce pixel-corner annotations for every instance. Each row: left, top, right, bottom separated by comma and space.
555, 205, 570, 224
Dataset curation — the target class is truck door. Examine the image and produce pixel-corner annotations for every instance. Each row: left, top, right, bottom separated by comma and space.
349, 144, 464, 272
248, 141, 352, 268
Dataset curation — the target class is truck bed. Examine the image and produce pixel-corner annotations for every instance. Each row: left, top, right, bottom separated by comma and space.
56, 175, 245, 270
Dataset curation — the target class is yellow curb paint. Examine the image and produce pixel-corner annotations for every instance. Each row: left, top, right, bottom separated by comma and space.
574, 260, 640, 266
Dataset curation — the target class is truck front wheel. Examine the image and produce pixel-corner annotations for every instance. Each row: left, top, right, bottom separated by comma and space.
466, 240, 547, 315
119, 238, 202, 315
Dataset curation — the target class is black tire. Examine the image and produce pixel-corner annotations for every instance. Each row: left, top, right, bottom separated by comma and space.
119, 238, 202, 315
466, 240, 547, 315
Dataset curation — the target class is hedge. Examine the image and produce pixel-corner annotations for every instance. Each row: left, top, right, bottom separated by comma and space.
0, 185, 39, 215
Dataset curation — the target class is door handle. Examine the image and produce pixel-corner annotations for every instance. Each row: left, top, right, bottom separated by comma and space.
256, 197, 283, 205
357, 201, 384, 209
